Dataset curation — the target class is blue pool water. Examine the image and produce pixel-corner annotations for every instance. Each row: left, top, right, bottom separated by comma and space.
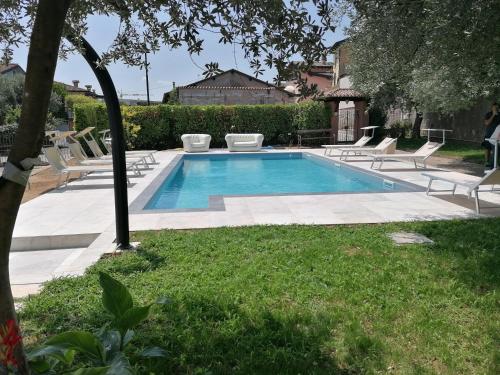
145, 153, 412, 210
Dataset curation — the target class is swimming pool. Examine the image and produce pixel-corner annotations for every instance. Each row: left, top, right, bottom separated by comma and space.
136, 152, 421, 211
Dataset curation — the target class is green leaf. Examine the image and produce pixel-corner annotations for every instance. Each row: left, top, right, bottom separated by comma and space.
46, 331, 105, 364
99, 329, 121, 357
99, 272, 133, 319
28, 345, 76, 366
122, 330, 135, 348
114, 305, 151, 332
72, 367, 110, 375
28, 345, 63, 360
29, 358, 51, 373
107, 352, 134, 375
140, 346, 168, 358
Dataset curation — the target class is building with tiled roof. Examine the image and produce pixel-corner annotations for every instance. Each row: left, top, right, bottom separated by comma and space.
173, 69, 296, 105
55, 80, 101, 98
283, 58, 334, 97
0, 64, 25, 76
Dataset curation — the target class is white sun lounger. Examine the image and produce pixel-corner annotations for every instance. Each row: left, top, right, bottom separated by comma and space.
337, 137, 397, 160
43, 146, 139, 188
67, 142, 148, 167
322, 126, 378, 156
422, 169, 500, 213
368, 141, 443, 169
74, 127, 157, 163
99, 129, 157, 160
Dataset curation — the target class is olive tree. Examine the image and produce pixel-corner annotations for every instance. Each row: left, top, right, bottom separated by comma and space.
346, 0, 500, 113
0, 0, 341, 371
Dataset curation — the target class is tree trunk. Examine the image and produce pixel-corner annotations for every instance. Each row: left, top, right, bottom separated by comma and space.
0, 0, 72, 372
412, 112, 423, 139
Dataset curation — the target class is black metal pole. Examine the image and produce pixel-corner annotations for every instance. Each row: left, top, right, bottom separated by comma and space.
66, 34, 130, 249
145, 52, 150, 105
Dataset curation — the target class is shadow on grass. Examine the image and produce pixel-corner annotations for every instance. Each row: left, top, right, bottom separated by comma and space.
411, 219, 500, 291
91, 247, 168, 275
142, 296, 385, 374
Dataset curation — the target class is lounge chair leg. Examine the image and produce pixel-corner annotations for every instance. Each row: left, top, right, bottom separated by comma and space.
414, 159, 418, 169
474, 189, 480, 214
379, 159, 384, 169
452, 184, 457, 195
426, 179, 433, 195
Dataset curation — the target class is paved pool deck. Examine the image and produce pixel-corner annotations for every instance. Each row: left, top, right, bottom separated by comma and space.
10, 148, 500, 298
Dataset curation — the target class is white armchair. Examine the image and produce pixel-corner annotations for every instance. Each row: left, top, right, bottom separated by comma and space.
181, 134, 211, 153
225, 133, 264, 152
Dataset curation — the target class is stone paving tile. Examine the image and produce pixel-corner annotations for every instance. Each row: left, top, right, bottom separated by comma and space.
11, 148, 500, 298
9, 247, 86, 284
389, 232, 434, 245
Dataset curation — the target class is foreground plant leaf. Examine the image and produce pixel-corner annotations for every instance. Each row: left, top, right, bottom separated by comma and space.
99, 272, 133, 319
46, 331, 105, 364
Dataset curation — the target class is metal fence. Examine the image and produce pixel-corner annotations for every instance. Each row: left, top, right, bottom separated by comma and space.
337, 108, 356, 142
0, 130, 70, 165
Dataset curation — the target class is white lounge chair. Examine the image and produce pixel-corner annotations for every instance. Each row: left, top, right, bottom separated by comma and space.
337, 137, 397, 160
74, 127, 156, 163
225, 133, 264, 152
98, 129, 157, 160
181, 134, 211, 152
422, 169, 500, 213
43, 146, 139, 188
368, 141, 443, 169
322, 126, 378, 156
67, 143, 148, 168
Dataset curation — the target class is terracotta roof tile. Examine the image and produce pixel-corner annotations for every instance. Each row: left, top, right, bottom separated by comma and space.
179, 86, 277, 90
321, 88, 366, 100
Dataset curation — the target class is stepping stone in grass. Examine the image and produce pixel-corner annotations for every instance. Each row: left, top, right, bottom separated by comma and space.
388, 232, 434, 245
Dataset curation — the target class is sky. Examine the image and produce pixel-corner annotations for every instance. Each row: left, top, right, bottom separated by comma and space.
10, 10, 349, 102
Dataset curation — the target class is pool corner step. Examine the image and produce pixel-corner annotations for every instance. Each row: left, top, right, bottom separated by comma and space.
10, 233, 100, 252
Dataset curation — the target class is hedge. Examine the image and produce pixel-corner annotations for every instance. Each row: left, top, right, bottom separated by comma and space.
74, 102, 330, 150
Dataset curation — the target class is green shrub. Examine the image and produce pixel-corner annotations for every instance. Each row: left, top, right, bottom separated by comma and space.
386, 120, 412, 138
74, 101, 330, 150
66, 94, 97, 110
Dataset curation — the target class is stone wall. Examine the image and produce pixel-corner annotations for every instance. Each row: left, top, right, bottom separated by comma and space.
178, 88, 295, 105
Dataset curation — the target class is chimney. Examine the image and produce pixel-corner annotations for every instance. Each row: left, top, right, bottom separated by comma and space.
72, 80, 79, 88
321, 54, 327, 64
85, 84, 92, 92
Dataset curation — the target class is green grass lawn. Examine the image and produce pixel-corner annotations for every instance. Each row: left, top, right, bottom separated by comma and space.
397, 138, 484, 164
20, 220, 499, 374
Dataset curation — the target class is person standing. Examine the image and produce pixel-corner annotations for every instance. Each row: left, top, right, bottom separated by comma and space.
481, 102, 500, 167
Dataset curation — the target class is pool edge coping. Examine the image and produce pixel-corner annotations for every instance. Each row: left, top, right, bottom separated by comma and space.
129, 151, 427, 214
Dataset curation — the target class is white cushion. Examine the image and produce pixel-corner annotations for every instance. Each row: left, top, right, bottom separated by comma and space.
234, 141, 258, 146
